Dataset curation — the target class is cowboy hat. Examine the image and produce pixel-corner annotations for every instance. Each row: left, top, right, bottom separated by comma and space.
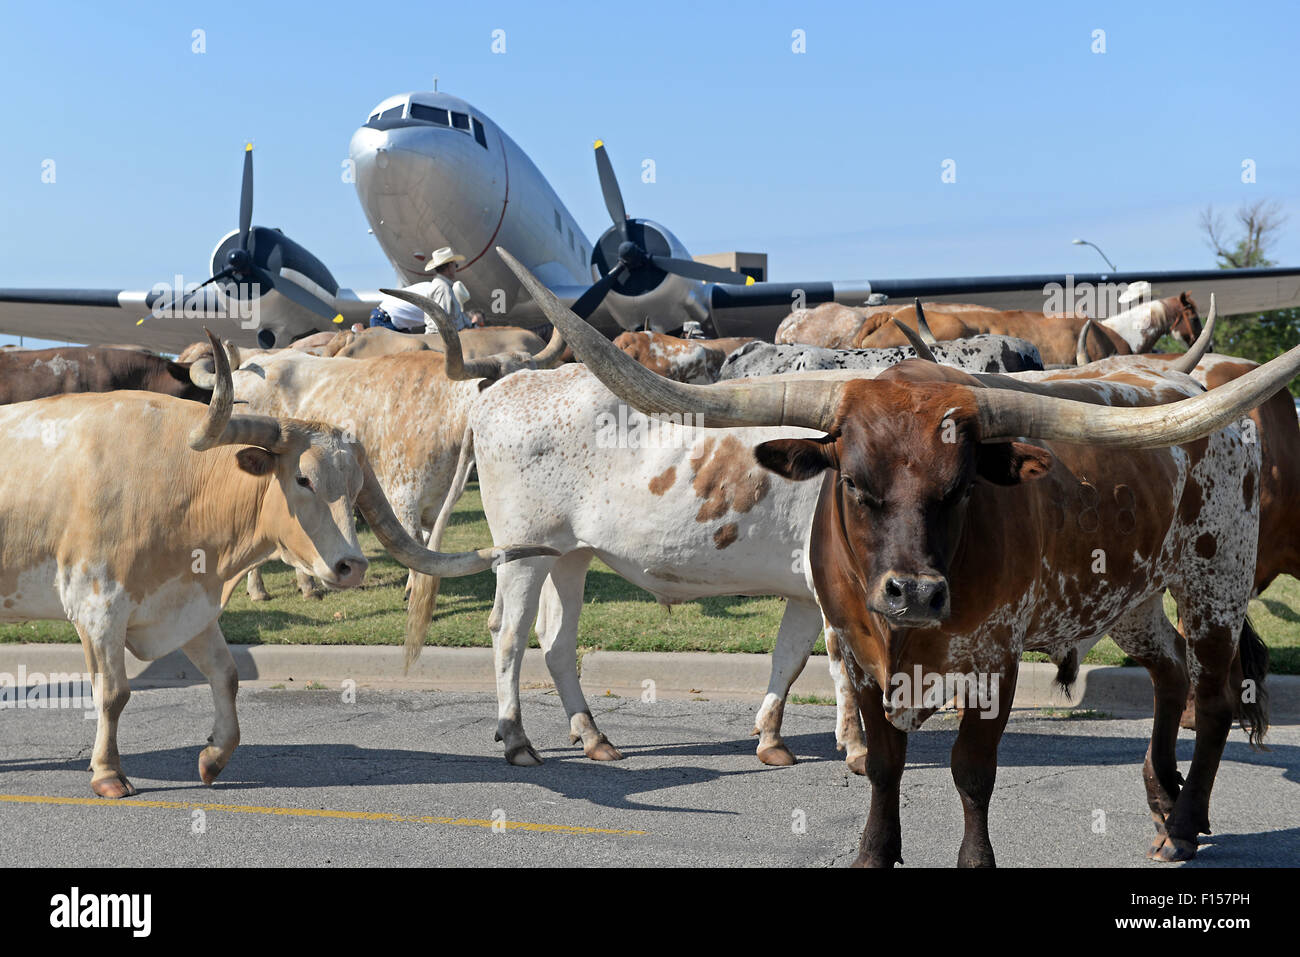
424, 246, 467, 271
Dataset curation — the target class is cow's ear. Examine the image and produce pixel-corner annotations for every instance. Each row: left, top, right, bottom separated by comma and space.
236, 448, 276, 476
975, 441, 1053, 486
755, 437, 835, 481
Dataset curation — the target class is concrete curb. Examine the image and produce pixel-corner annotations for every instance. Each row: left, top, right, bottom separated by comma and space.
0, 643, 1295, 720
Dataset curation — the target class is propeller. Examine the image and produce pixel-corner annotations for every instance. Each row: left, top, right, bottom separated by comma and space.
569, 141, 754, 320
142, 144, 344, 331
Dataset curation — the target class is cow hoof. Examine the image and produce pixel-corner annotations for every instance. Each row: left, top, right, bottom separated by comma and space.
585, 739, 624, 761
505, 743, 543, 766
198, 749, 228, 786
91, 773, 136, 799
1147, 834, 1197, 862
845, 751, 868, 776
757, 743, 797, 767
303, 590, 326, 602
249, 591, 272, 602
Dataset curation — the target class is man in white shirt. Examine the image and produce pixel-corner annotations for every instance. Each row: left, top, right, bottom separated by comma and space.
368, 246, 475, 333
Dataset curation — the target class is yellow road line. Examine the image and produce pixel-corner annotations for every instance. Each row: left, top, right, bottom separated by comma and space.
0, 793, 646, 837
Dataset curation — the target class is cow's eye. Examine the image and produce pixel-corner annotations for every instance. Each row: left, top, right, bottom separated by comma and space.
842, 475, 881, 509
296, 474, 313, 491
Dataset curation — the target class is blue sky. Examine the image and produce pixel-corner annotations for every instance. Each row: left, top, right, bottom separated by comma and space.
2, 0, 1297, 346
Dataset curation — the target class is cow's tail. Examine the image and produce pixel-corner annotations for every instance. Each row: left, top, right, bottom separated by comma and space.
403, 425, 476, 673
1234, 616, 1270, 750
1052, 647, 1080, 698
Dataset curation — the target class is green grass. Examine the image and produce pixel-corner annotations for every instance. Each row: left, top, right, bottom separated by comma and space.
3, 482, 1298, 673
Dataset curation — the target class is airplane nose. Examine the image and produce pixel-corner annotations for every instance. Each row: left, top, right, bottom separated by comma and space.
876, 573, 950, 623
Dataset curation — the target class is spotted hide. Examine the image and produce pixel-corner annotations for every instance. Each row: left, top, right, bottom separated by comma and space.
718, 335, 1044, 380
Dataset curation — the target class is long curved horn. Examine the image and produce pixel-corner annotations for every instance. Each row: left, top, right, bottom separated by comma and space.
1075, 320, 1098, 366
189, 354, 217, 389
913, 299, 938, 345
495, 247, 844, 430
1168, 293, 1216, 374
188, 331, 232, 448
187, 330, 300, 452
530, 324, 568, 368
975, 310, 1300, 448
378, 287, 509, 380
354, 460, 558, 577
892, 314, 937, 362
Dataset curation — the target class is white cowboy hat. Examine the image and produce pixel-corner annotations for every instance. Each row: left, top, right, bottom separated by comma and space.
424, 246, 467, 271
452, 280, 471, 306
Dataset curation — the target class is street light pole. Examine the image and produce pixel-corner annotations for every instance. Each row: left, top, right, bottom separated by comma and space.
1071, 238, 1116, 272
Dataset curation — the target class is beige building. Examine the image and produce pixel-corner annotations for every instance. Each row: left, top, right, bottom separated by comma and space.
692, 252, 767, 283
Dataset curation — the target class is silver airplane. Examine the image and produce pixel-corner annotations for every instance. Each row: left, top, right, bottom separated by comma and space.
3, 88, 1299, 352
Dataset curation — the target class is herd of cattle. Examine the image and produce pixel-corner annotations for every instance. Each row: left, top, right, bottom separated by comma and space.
2, 252, 1297, 867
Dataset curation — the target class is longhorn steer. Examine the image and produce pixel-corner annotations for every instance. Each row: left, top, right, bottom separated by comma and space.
0, 333, 551, 797
324, 324, 550, 360
0, 345, 211, 405
719, 335, 1043, 380
776, 295, 1200, 365
504, 247, 1290, 866
614, 331, 757, 383
853, 294, 1200, 364
405, 295, 1049, 767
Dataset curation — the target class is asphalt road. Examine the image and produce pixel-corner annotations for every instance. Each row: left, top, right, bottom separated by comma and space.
1, 686, 1296, 867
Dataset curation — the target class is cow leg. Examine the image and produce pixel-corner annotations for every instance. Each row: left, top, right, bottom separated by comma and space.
1152, 619, 1242, 862
950, 664, 1017, 869
752, 599, 822, 767
296, 569, 326, 601
535, 551, 621, 760
825, 625, 867, 774
77, 623, 134, 799
180, 621, 240, 785
1108, 597, 1189, 858
489, 558, 552, 766
245, 567, 271, 602
853, 685, 907, 867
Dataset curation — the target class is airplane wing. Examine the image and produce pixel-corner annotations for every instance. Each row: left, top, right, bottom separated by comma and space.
706, 265, 1300, 339
0, 286, 381, 353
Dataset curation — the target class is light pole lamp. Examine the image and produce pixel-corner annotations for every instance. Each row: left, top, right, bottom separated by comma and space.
1071, 238, 1116, 273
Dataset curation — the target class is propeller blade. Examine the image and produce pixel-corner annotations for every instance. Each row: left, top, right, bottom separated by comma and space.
570, 262, 627, 319
239, 143, 254, 249
138, 269, 237, 324
593, 140, 627, 231
649, 255, 755, 286
255, 266, 344, 325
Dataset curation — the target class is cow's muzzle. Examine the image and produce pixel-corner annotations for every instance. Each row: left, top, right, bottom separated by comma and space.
323, 555, 369, 590
871, 572, 950, 624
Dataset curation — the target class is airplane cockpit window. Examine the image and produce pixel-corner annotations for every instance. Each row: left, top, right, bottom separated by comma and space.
379, 104, 404, 121
472, 117, 488, 149
451, 111, 470, 131
410, 104, 449, 126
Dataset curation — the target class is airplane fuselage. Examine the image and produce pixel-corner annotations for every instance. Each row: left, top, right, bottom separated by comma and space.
350, 92, 592, 314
